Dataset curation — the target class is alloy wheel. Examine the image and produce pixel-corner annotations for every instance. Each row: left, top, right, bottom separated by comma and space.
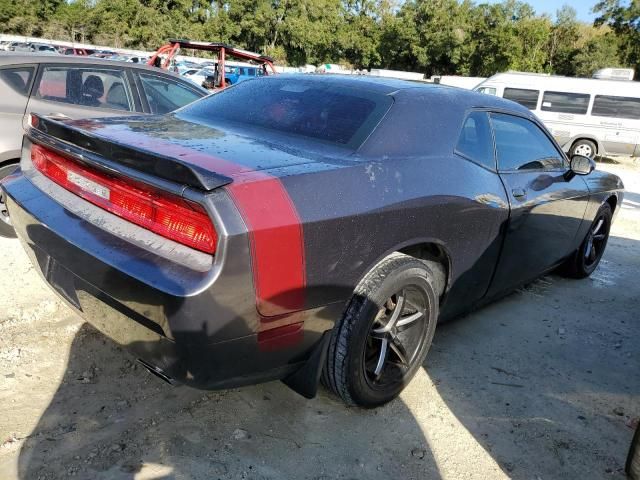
363, 285, 429, 389
584, 214, 609, 268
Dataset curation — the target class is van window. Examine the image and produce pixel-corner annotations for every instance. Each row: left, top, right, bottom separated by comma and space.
592, 95, 640, 120
541, 91, 589, 115
491, 113, 564, 171
455, 111, 495, 170
503, 88, 539, 110
477, 87, 496, 96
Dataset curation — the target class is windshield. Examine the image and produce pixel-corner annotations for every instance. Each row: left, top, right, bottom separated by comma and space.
179, 78, 392, 148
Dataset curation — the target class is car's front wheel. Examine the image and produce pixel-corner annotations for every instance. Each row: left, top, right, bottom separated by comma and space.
323, 253, 441, 407
561, 203, 612, 278
0, 163, 18, 238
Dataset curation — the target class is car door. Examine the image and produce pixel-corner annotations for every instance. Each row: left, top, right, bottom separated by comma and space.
26, 63, 142, 121
132, 70, 207, 115
487, 112, 589, 295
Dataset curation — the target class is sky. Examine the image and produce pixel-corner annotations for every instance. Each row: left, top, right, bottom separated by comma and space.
486, 0, 599, 22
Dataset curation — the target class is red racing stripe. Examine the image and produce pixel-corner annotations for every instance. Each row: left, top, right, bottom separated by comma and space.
69, 124, 306, 322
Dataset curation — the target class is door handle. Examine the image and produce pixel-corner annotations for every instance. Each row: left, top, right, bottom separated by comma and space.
512, 188, 527, 199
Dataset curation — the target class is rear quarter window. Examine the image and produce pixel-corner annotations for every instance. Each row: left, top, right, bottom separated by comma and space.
0, 66, 35, 95
180, 78, 392, 148
138, 72, 204, 114
455, 111, 495, 170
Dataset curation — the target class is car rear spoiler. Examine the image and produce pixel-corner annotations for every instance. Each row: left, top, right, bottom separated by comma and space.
26, 115, 233, 192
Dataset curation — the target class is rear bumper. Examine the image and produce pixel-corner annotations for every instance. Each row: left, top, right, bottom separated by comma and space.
2, 169, 333, 390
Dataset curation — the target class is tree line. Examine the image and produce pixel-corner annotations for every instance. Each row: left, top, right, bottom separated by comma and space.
1, 0, 639, 78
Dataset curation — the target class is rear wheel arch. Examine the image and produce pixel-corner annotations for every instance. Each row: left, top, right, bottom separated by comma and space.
398, 242, 450, 299
354, 240, 451, 302
606, 194, 618, 213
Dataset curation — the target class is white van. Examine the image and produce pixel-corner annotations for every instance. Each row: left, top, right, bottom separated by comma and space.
475, 72, 640, 159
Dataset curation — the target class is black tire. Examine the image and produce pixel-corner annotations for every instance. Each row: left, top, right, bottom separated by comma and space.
561, 203, 612, 278
323, 253, 441, 407
570, 139, 597, 160
0, 162, 18, 239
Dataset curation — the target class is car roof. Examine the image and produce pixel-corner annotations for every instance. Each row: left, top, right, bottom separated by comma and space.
0, 53, 185, 79
265, 74, 532, 114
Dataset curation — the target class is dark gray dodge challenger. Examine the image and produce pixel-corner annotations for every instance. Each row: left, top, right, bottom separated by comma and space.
1, 75, 624, 407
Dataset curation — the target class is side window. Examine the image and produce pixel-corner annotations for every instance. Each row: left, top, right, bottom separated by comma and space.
0, 66, 35, 95
455, 111, 495, 170
503, 88, 539, 110
477, 87, 497, 96
592, 95, 640, 120
541, 91, 590, 115
491, 113, 565, 171
138, 73, 203, 114
35, 66, 133, 111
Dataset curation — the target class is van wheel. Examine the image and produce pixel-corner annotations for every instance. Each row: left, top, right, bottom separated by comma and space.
322, 253, 440, 408
570, 139, 597, 159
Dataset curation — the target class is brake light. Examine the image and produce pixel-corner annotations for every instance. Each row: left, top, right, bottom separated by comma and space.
31, 144, 217, 254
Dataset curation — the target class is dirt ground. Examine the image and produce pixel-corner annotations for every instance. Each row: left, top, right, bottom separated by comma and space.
0, 162, 639, 480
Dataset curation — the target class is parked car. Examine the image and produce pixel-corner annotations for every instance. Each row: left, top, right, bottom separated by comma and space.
184, 67, 215, 87
61, 47, 94, 56
89, 50, 117, 58
27, 43, 59, 54
1, 76, 623, 408
174, 61, 201, 75
202, 64, 265, 89
6, 42, 30, 52
0, 53, 208, 237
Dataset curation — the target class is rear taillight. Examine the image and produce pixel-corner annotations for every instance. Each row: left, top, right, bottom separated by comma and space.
31, 144, 217, 254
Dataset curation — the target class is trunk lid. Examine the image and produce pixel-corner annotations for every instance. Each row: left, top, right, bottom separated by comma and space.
31, 114, 327, 191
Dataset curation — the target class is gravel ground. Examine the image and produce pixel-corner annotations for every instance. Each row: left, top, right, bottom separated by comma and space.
0, 163, 638, 480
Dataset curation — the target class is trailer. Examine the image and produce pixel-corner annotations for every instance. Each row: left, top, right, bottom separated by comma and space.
148, 39, 277, 89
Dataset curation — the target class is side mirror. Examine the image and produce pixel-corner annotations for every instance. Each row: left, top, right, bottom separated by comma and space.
570, 154, 595, 175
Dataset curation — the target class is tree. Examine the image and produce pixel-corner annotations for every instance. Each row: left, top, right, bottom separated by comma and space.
594, 0, 640, 74
547, 5, 580, 74
0, 0, 637, 76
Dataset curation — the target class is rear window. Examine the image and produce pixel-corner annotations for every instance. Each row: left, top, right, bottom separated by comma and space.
541, 91, 590, 115
179, 78, 392, 148
592, 95, 640, 120
503, 88, 539, 110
